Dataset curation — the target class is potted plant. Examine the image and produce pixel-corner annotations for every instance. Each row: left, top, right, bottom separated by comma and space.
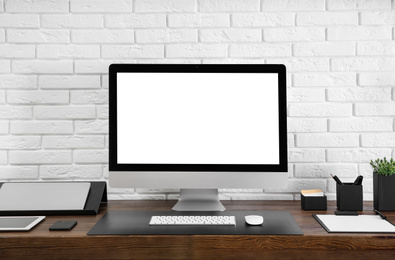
370, 157, 395, 211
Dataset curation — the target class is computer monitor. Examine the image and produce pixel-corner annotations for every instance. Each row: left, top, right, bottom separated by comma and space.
109, 64, 288, 211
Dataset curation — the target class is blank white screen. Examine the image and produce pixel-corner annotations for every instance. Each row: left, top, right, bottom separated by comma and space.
117, 73, 279, 165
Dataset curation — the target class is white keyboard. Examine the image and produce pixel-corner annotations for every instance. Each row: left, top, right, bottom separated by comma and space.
149, 215, 236, 226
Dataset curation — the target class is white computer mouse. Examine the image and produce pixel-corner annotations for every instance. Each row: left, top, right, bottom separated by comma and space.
245, 215, 264, 225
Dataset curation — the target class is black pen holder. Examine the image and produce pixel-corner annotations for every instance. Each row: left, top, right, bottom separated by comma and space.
336, 183, 363, 211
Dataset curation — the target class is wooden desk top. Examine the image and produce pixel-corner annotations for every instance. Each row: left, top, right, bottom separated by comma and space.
1, 200, 395, 259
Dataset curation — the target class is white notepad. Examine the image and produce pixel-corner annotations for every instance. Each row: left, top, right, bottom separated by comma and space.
0, 183, 91, 211
314, 214, 395, 233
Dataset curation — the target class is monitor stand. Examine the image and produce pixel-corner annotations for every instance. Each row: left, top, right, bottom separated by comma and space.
172, 189, 226, 211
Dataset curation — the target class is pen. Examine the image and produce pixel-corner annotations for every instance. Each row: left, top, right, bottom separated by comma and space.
353, 175, 363, 185
374, 209, 387, 220
330, 174, 343, 185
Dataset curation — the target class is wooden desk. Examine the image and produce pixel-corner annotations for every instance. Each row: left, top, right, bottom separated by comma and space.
1, 200, 395, 259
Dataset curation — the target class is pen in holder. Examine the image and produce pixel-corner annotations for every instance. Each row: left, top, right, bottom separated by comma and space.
336, 183, 363, 211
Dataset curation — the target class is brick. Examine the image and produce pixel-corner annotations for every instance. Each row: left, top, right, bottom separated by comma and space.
328, 88, 391, 102
106, 14, 165, 28
135, 0, 196, 12
287, 88, 325, 102
71, 90, 108, 104
199, 0, 259, 12
265, 27, 324, 42
0, 106, 32, 119
96, 105, 108, 119
72, 30, 134, 43
169, 14, 229, 28
7, 91, 69, 104
288, 118, 327, 133
267, 58, 329, 72
327, 0, 391, 10
0, 30, 4, 42
229, 44, 291, 58
75, 120, 108, 134
359, 72, 395, 86
136, 29, 197, 43
262, 0, 325, 11
328, 27, 391, 41
39, 76, 100, 89
332, 57, 395, 71
289, 148, 325, 162
355, 103, 395, 116
357, 42, 395, 55
289, 103, 352, 117
43, 136, 105, 149
296, 133, 359, 147
358, 164, 374, 177
293, 73, 356, 87
0, 121, 8, 134
138, 59, 201, 64
329, 118, 393, 132
34, 106, 96, 119
13, 60, 73, 74
0, 136, 40, 149
229, 194, 294, 200
70, 0, 132, 13
41, 15, 103, 28
0, 14, 39, 28
0, 91, 4, 104
11, 121, 73, 135
294, 42, 355, 57
7, 29, 70, 43
288, 134, 295, 148
102, 45, 164, 59
295, 164, 357, 178
232, 13, 294, 27
75, 60, 113, 74
0, 45, 35, 58
299, 12, 358, 26
40, 165, 102, 179
0, 166, 38, 179
74, 150, 108, 163
268, 178, 326, 193
101, 75, 108, 89
361, 11, 395, 25
0, 61, 10, 74
9, 151, 72, 165
37, 45, 100, 59
0, 151, 6, 165
203, 59, 265, 64
109, 194, 166, 200
166, 44, 226, 58
327, 149, 391, 163
200, 29, 261, 42
361, 133, 395, 147
0, 75, 37, 89
5, 0, 69, 13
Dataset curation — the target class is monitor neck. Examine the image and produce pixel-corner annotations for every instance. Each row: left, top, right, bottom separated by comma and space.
172, 189, 226, 211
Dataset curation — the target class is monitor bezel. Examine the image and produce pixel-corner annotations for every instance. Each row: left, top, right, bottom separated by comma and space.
109, 64, 287, 172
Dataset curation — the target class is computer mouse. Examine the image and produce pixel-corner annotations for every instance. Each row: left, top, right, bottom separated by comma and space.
245, 215, 264, 225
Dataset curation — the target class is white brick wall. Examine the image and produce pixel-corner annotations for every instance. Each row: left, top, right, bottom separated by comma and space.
0, 0, 394, 201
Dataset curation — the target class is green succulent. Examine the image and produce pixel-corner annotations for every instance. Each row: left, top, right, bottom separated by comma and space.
370, 157, 395, 176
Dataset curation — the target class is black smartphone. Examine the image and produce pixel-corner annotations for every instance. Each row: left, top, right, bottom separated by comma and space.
49, 220, 77, 231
